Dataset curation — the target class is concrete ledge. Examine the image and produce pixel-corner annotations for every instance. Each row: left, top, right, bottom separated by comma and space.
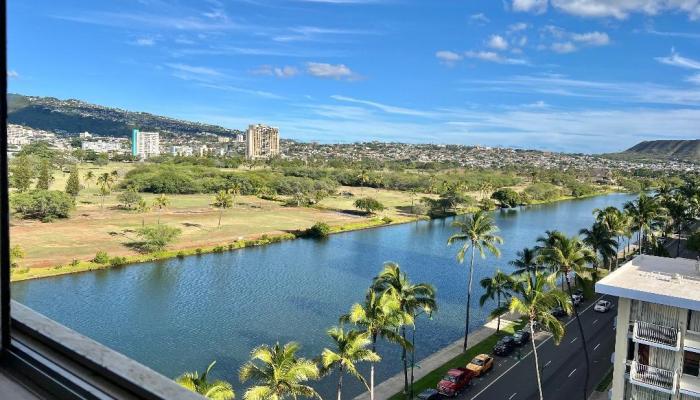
11, 300, 204, 400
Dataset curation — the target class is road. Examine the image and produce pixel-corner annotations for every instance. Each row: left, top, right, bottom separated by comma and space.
451, 295, 617, 400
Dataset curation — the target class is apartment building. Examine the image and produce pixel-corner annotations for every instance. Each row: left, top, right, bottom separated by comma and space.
131, 129, 160, 159
245, 124, 279, 159
82, 139, 124, 153
596, 255, 700, 399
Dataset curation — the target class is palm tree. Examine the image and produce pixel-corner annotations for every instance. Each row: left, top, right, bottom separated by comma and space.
321, 326, 380, 400
665, 194, 689, 257
153, 194, 170, 224
509, 272, 570, 400
539, 232, 595, 400
509, 247, 538, 277
84, 170, 94, 188
213, 190, 234, 228
372, 263, 436, 397
447, 210, 503, 352
624, 193, 663, 255
579, 222, 617, 270
341, 290, 411, 400
136, 199, 151, 226
239, 342, 321, 400
593, 207, 625, 268
356, 169, 370, 193
176, 361, 235, 400
230, 183, 242, 209
479, 270, 514, 333
96, 172, 115, 209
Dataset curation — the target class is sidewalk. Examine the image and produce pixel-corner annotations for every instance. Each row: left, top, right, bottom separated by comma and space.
353, 313, 522, 400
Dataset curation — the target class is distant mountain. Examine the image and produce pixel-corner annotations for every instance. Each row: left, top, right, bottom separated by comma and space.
7, 93, 243, 138
606, 139, 700, 162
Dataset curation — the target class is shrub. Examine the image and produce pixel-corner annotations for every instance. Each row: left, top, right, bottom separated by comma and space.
523, 183, 563, 202
176, 251, 186, 258
135, 224, 182, 253
354, 197, 385, 214
687, 231, 700, 252
10, 245, 25, 269
93, 251, 110, 264
382, 216, 393, 224
305, 222, 331, 238
196, 248, 203, 255
117, 190, 143, 209
228, 244, 236, 250
110, 256, 128, 267
70, 259, 80, 267
11, 190, 75, 222
213, 245, 225, 253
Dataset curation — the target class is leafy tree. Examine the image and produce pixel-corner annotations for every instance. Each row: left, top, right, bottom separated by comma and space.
135, 224, 181, 252
372, 263, 436, 397
65, 167, 81, 197
321, 326, 379, 400
9, 155, 35, 192
35, 158, 54, 190
538, 232, 596, 400
11, 190, 74, 222
447, 210, 503, 352
491, 188, 520, 208
213, 190, 234, 228
509, 272, 570, 400
10, 245, 25, 269
341, 290, 411, 400
117, 190, 143, 209
176, 361, 235, 400
479, 270, 514, 333
354, 197, 385, 215
153, 194, 171, 224
305, 222, 331, 238
239, 342, 321, 400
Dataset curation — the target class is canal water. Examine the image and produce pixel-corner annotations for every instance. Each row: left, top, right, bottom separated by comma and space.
11, 193, 636, 398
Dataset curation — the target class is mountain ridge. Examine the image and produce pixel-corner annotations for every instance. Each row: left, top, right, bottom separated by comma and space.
606, 139, 700, 162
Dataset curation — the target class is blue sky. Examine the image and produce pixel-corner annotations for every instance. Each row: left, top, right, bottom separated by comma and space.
7, 0, 700, 153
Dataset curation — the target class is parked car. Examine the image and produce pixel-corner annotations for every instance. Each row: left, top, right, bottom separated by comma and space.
493, 336, 515, 356
594, 300, 613, 313
571, 293, 584, 306
466, 354, 494, 377
551, 306, 568, 318
511, 330, 531, 346
415, 388, 440, 400
437, 368, 474, 397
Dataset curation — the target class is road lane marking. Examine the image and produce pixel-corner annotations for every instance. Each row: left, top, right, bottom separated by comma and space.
593, 319, 598, 325
594, 343, 600, 351
469, 295, 606, 399
568, 368, 577, 378
570, 337, 578, 344
509, 393, 517, 400
544, 360, 551, 368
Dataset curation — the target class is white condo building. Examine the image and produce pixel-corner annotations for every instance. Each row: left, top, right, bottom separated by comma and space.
81, 140, 123, 153
245, 124, 279, 159
131, 129, 160, 159
596, 255, 700, 400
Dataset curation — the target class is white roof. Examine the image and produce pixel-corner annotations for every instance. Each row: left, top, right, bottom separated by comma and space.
595, 255, 700, 311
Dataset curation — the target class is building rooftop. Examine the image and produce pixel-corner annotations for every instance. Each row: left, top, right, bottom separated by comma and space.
596, 255, 700, 311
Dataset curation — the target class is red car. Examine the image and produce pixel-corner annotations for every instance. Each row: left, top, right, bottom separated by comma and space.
437, 368, 474, 397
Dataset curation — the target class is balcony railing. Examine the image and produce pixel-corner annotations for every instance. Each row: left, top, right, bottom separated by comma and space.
685, 330, 700, 354
680, 374, 700, 398
629, 361, 677, 394
632, 320, 681, 351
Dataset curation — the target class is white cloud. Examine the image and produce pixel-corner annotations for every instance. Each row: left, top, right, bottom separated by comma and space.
469, 13, 491, 24
166, 63, 222, 77
656, 48, 700, 69
512, 0, 548, 13
306, 62, 356, 79
331, 95, 437, 117
688, 73, 700, 84
515, 0, 700, 20
199, 83, 283, 99
133, 37, 156, 46
7, 70, 19, 78
571, 31, 610, 46
436, 50, 463, 65
551, 42, 577, 53
464, 51, 528, 65
487, 35, 509, 50
253, 65, 300, 78
508, 22, 529, 32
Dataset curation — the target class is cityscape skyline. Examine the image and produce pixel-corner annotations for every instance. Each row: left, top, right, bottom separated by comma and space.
8, 0, 700, 153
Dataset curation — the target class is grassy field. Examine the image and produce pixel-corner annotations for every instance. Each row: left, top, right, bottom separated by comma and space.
9, 163, 433, 276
